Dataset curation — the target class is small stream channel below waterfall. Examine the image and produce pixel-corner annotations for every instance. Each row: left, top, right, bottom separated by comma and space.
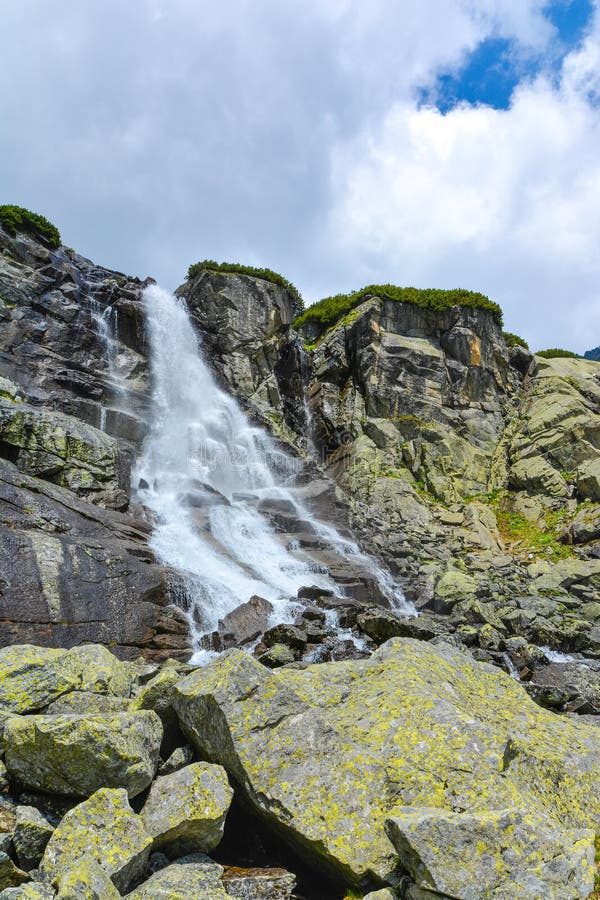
132, 285, 415, 662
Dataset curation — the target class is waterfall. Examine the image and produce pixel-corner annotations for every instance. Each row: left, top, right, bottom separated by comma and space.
134, 285, 414, 662
90, 301, 129, 432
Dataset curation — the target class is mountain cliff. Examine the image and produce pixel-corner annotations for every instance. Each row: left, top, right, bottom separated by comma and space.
3, 213, 600, 898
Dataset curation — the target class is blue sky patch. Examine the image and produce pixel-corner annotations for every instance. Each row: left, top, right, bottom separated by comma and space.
420, 0, 594, 113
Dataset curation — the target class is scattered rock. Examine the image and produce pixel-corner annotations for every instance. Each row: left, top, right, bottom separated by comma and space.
141, 762, 232, 856
5, 711, 162, 798
0, 854, 29, 892
257, 645, 295, 668
54, 857, 120, 899
12, 806, 53, 870
385, 807, 595, 900
124, 856, 228, 899
157, 745, 194, 776
41, 788, 152, 893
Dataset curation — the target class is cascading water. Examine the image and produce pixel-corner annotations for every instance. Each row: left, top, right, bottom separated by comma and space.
134, 285, 414, 663
90, 301, 128, 432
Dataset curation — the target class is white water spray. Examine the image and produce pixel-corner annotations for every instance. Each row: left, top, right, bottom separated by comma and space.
135, 285, 414, 661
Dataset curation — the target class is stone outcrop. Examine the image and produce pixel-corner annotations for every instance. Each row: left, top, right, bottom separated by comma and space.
177, 269, 309, 446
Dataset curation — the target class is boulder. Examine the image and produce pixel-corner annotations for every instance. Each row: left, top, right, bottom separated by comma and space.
0, 647, 82, 713
124, 856, 229, 899
578, 458, 600, 502
0, 855, 28, 892
4, 711, 162, 797
141, 762, 232, 856
41, 788, 152, 893
385, 807, 595, 900
0, 886, 54, 899
0, 644, 133, 715
157, 744, 194, 776
12, 807, 53, 871
362, 892, 396, 900
54, 858, 120, 899
43, 692, 133, 715
174, 641, 600, 890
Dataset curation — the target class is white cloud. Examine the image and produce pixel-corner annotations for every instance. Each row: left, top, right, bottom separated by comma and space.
0, 0, 597, 348
327, 7, 600, 350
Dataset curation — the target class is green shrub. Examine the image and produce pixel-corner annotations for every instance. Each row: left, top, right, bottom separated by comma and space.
293, 284, 502, 336
503, 331, 529, 350
0, 205, 61, 249
187, 259, 303, 314
536, 348, 580, 359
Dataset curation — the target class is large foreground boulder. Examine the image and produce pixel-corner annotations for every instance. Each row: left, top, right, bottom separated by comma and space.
174, 640, 600, 892
40, 788, 152, 893
4, 711, 162, 798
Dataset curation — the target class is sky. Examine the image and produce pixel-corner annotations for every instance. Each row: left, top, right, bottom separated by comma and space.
1, 1, 599, 352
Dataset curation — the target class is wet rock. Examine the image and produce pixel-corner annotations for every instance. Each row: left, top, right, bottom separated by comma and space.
262, 625, 307, 657
356, 608, 445, 644
4, 711, 162, 798
141, 762, 232, 856
174, 641, 600, 891
206, 597, 275, 652
41, 788, 152, 893
258, 645, 295, 668
12, 806, 53, 870
385, 807, 595, 900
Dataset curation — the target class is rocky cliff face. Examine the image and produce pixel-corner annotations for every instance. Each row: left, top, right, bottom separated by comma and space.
0, 225, 187, 659
182, 271, 600, 709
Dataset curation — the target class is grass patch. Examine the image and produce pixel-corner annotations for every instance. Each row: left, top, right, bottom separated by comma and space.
294, 284, 502, 338
186, 259, 303, 315
476, 491, 573, 561
503, 331, 529, 350
536, 348, 580, 359
0, 205, 61, 249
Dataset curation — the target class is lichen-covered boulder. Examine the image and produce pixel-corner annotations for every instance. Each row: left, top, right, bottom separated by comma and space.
43, 692, 133, 716
174, 641, 600, 891
385, 807, 595, 900
0, 884, 54, 899
54, 857, 120, 899
141, 762, 232, 856
124, 857, 229, 899
12, 806, 53, 871
5, 711, 162, 797
0, 647, 82, 713
0, 645, 133, 715
362, 891, 396, 900
0, 854, 28, 892
41, 788, 152, 893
